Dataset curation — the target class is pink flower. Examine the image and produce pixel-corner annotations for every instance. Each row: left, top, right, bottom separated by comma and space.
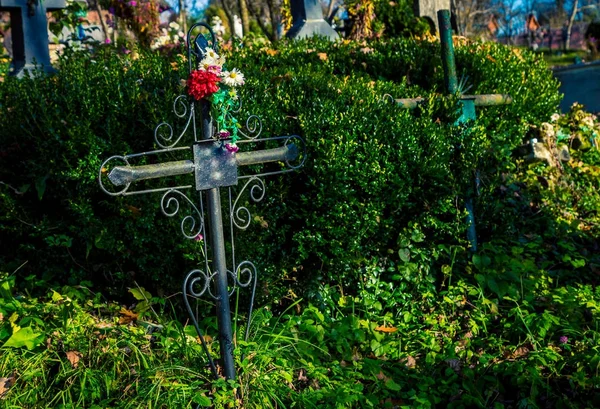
224, 143, 239, 153
194, 234, 203, 241
207, 65, 222, 75
128, 0, 137, 5
218, 130, 231, 138
559, 336, 569, 344
104, 38, 112, 44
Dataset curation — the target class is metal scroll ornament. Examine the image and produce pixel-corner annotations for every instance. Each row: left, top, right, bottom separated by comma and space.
97, 22, 306, 383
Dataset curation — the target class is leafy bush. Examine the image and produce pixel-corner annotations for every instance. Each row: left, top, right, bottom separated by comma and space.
0, 37, 562, 302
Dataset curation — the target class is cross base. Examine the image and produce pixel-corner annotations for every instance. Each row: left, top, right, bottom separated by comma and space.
286, 19, 338, 40
9, 61, 57, 78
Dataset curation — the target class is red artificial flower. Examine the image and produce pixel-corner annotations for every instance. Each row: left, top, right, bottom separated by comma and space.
187, 69, 220, 101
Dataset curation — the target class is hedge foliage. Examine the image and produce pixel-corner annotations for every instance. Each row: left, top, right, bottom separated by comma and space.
0, 38, 561, 300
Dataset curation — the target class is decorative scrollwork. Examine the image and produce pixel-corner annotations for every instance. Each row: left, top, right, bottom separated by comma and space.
230, 177, 266, 230
98, 155, 131, 196
186, 22, 217, 61
154, 95, 194, 149
238, 115, 263, 140
235, 261, 256, 288
182, 269, 217, 378
284, 135, 307, 170
160, 189, 204, 239
380, 93, 395, 104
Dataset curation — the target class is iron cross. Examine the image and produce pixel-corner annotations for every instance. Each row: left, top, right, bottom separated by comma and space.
390, 10, 513, 252
0, 0, 66, 77
99, 24, 305, 381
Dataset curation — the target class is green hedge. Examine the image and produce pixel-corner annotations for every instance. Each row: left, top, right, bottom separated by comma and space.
0, 38, 561, 299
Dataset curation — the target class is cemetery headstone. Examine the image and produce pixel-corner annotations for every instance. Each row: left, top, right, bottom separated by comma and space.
233, 14, 243, 38
99, 24, 305, 381
286, 0, 338, 40
390, 10, 513, 252
413, 0, 450, 34
0, 0, 66, 77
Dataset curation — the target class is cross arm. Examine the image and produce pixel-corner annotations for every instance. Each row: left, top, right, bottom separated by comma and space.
395, 94, 513, 109
104, 144, 299, 188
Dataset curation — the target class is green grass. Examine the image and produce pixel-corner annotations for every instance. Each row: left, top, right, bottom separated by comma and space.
538, 48, 594, 67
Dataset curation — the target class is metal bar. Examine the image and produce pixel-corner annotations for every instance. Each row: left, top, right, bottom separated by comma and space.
395, 94, 512, 109
438, 10, 458, 94
201, 99, 236, 381
466, 94, 513, 106
108, 160, 195, 186
107, 145, 298, 187
236, 144, 298, 166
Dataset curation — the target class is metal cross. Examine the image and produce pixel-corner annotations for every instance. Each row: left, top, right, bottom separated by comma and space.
388, 10, 513, 252
98, 24, 305, 381
0, 0, 66, 77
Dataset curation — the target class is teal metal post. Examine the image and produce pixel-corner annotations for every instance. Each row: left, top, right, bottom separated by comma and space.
438, 9, 477, 252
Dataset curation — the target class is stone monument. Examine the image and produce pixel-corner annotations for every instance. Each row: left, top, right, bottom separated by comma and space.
286, 0, 338, 40
0, 0, 66, 77
413, 0, 450, 34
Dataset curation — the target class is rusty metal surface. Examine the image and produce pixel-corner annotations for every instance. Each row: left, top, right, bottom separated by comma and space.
468, 94, 513, 106
395, 94, 512, 110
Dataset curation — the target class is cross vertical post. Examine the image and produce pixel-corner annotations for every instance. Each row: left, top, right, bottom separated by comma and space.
199, 99, 236, 380
99, 23, 306, 386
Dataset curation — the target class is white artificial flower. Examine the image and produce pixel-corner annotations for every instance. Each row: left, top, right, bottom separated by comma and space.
581, 116, 594, 128
199, 51, 224, 70
169, 21, 180, 31
550, 113, 560, 122
221, 68, 245, 87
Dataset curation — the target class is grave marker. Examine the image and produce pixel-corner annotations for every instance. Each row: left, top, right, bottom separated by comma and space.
286, 0, 338, 40
99, 23, 305, 381
390, 10, 513, 251
0, 0, 65, 77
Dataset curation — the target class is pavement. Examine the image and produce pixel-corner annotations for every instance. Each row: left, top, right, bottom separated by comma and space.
552, 61, 600, 114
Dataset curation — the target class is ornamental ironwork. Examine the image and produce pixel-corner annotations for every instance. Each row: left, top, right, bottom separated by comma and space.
98, 23, 305, 382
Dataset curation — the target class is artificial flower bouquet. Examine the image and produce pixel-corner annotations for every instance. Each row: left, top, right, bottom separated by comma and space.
187, 47, 245, 152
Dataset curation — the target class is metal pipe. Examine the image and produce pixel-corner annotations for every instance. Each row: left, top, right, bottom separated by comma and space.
106, 145, 299, 187
467, 94, 513, 106
236, 144, 298, 166
201, 100, 236, 381
107, 160, 194, 186
395, 94, 512, 110
438, 10, 458, 94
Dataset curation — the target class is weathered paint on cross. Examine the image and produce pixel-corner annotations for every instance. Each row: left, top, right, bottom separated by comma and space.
394, 10, 513, 252
98, 24, 305, 384
0, 0, 66, 77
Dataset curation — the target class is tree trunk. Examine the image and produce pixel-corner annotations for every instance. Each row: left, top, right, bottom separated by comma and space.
239, 0, 250, 36
178, 0, 187, 35
565, 0, 578, 50
88, 0, 110, 42
247, 1, 275, 41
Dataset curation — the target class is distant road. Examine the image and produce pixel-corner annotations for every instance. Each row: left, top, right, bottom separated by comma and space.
553, 61, 600, 114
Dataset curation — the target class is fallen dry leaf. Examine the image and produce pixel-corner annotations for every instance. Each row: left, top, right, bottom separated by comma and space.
119, 308, 139, 325
0, 375, 14, 399
402, 355, 416, 368
297, 368, 308, 382
66, 351, 83, 368
375, 325, 398, 333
